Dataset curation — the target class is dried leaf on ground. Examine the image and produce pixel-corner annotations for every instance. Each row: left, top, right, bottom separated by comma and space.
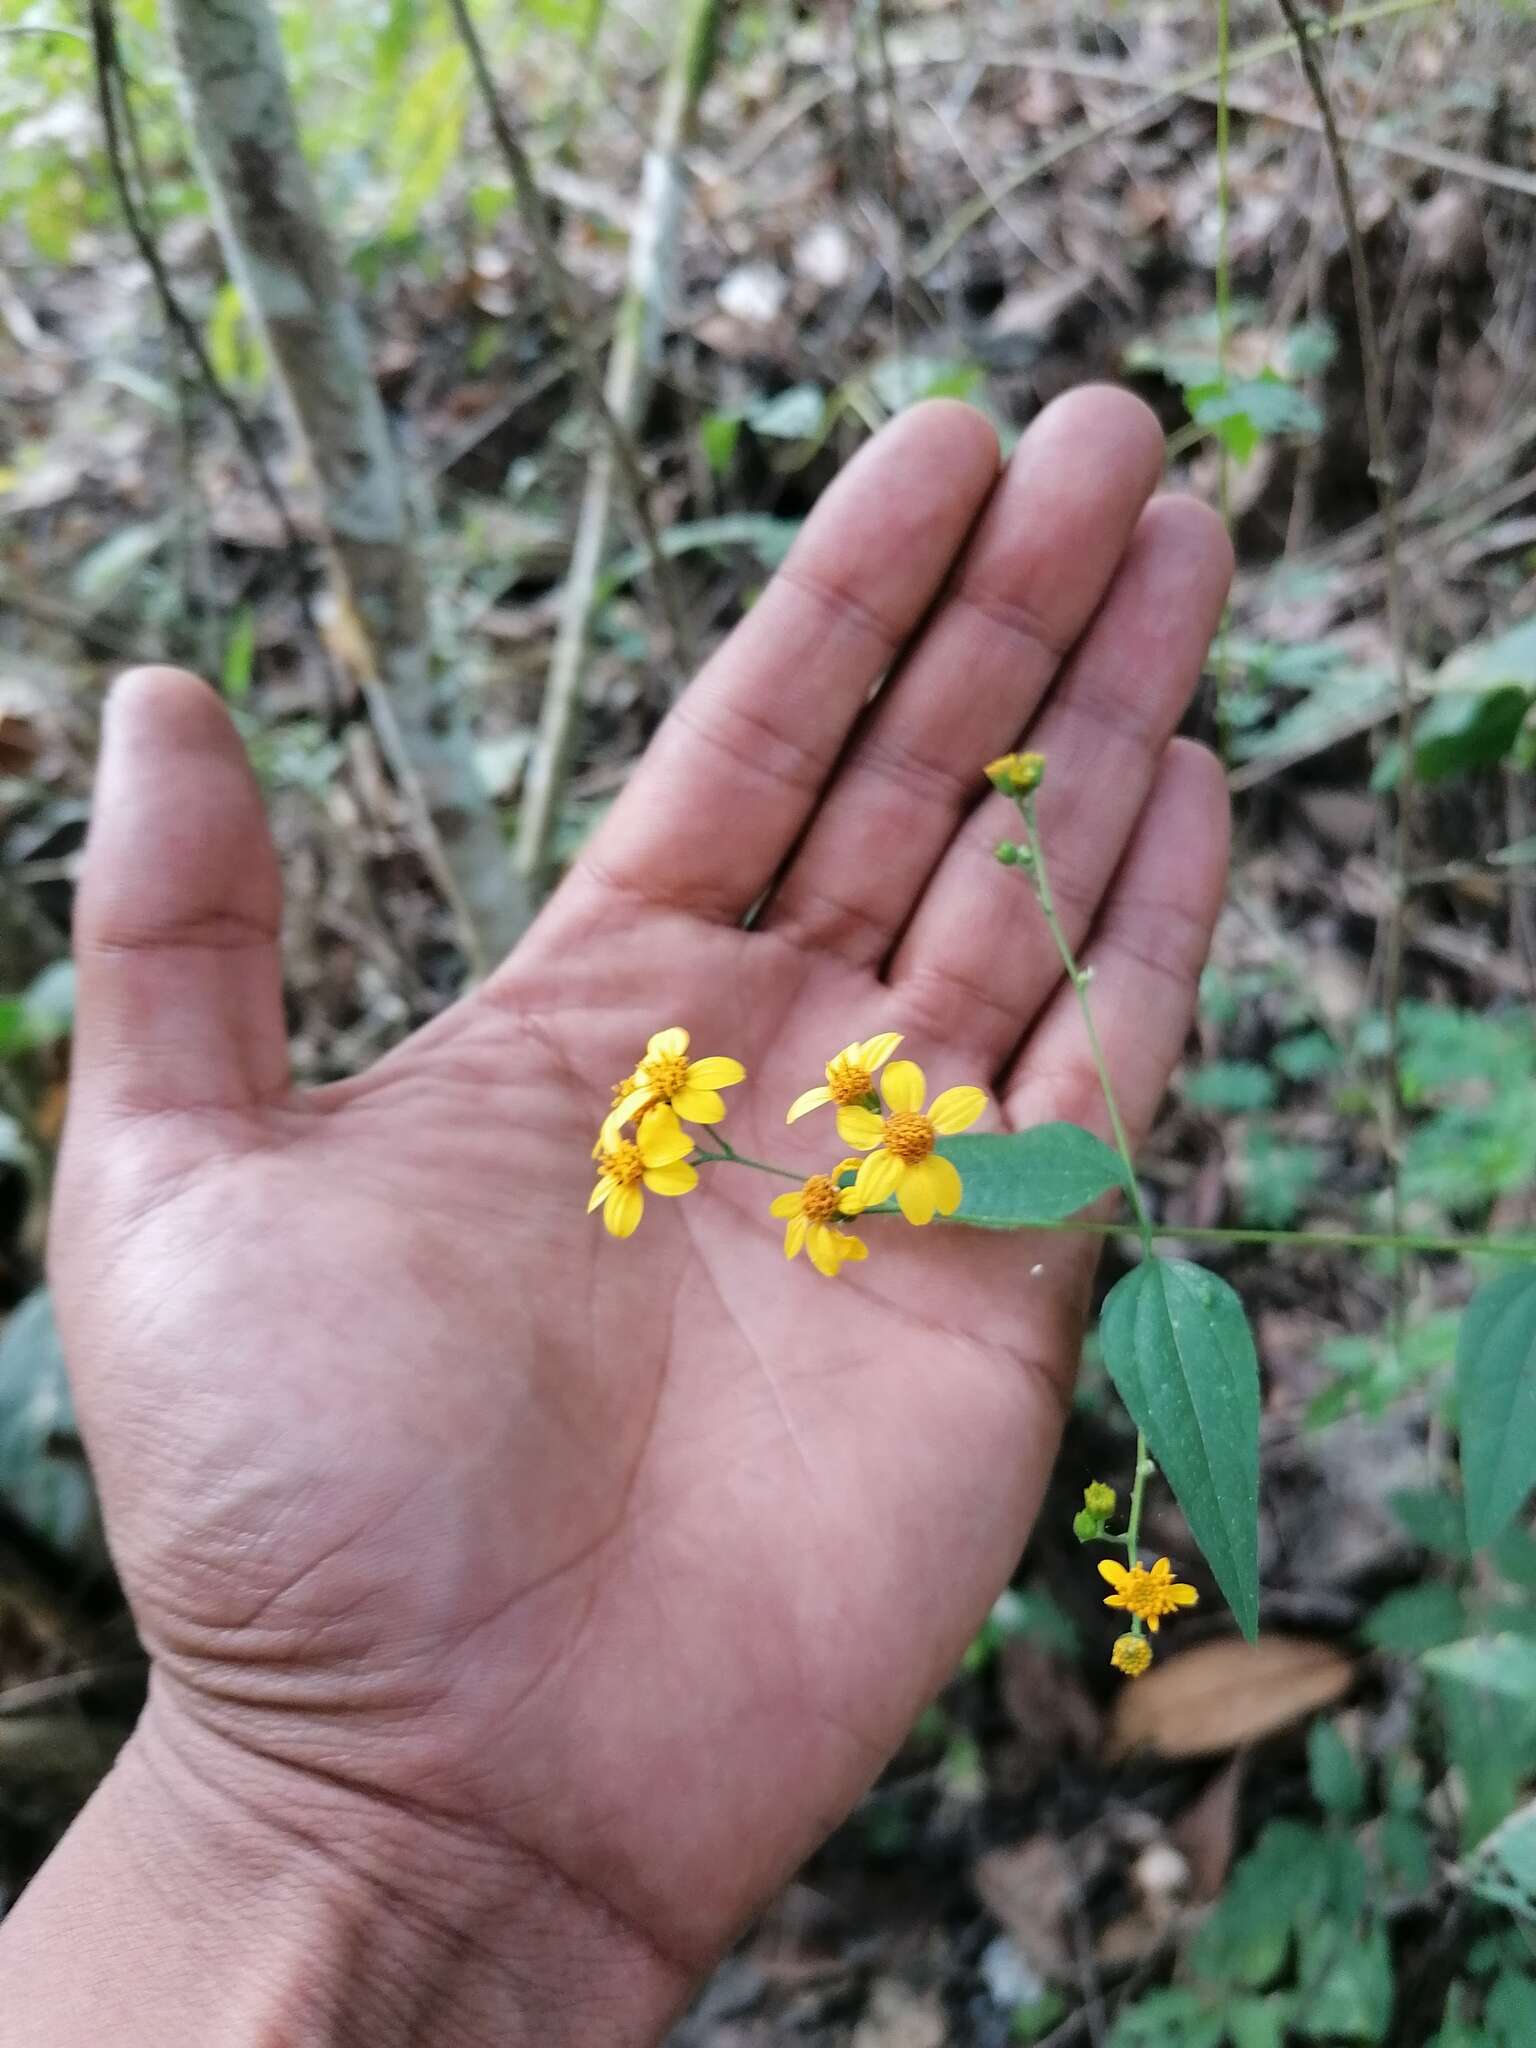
850, 1982, 946, 2048
972, 1833, 1078, 1981
1108, 1637, 1354, 1760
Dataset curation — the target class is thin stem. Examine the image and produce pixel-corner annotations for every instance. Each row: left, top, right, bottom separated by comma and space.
1017, 795, 1152, 1244
692, 1146, 801, 1183
952, 1215, 1536, 1261
1276, 0, 1415, 1355
445, 0, 689, 666
1122, 1437, 1156, 1606
1213, 0, 1234, 763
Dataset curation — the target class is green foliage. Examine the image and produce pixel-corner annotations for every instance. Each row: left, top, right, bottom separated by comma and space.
1238, 1133, 1323, 1229
1309, 1718, 1366, 1820
1100, 1258, 1261, 1640
1398, 1004, 1536, 1218
1127, 309, 1333, 465
1188, 372, 1323, 464
1364, 1582, 1468, 1654
938, 1124, 1126, 1227
1425, 1637, 1536, 1846
1184, 1060, 1277, 1114
0, 1291, 99, 1561
0, 960, 76, 1060
1458, 1270, 1536, 1549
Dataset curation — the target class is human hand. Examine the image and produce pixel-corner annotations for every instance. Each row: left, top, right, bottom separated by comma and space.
33, 392, 1231, 2043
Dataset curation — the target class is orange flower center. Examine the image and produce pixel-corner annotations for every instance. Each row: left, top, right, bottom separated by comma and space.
800, 1175, 843, 1223
827, 1057, 875, 1106
601, 1141, 645, 1188
641, 1052, 691, 1099
883, 1111, 935, 1163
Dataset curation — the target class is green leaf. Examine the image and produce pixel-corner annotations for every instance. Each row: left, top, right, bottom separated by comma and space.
222, 608, 257, 701
748, 383, 827, 440
867, 354, 983, 412
1486, 1971, 1536, 2047
1463, 1799, 1536, 1915
1381, 1812, 1433, 1891
1364, 1582, 1467, 1654
0, 1291, 99, 1561
1308, 1719, 1365, 1819
1228, 1998, 1291, 2048
1184, 1059, 1276, 1112
1458, 1270, 1536, 1549
937, 1124, 1127, 1228
1272, 1030, 1341, 1082
700, 411, 742, 474
1295, 1919, 1393, 2041
1378, 687, 1533, 787
1191, 1820, 1329, 1989
1109, 1988, 1224, 2048
1425, 1634, 1536, 1707
1391, 1486, 1472, 1558
1189, 371, 1323, 463
596, 514, 801, 603
1099, 1258, 1261, 1640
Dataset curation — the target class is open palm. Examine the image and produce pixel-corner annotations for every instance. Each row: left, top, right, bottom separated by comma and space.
51, 393, 1230, 2002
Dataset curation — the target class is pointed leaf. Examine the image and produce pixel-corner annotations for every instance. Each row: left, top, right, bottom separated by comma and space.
1100, 1258, 1261, 1640
1457, 1269, 1536, 1550
937, 1124, 1127, 1228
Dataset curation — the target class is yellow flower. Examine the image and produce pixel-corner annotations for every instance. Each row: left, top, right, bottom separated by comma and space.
836, 1060, 987, 1226
1084, 1481, 1117, 1520
606, 1027, 745, 1141
1097, 1557, 1199, 1634
770, 1161, 868, 1278
786, 1032, 904, 1124
1111, 1633, 1153, 1678
588, 1107, 698, 1238
985, 750, 1046, 796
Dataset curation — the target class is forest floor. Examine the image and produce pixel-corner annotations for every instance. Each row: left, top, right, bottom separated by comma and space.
3, 4, 1536, 2042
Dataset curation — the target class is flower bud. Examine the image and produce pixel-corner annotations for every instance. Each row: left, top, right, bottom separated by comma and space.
1072, 1508, 1099, 1543
984, 751, 1046, 796
1111, 1633, 1152, 1678
995, 841, 1019, 866
1084, 1481, 1116, 1520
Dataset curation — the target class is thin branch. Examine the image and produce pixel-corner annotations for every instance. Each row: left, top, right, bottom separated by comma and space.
444, 0, 690, 669
1276, 0, 1416, 1339
86, 0, 323, 695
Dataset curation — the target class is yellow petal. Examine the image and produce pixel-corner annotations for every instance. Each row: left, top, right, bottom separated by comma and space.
787, 1086, 834, 1124
926, 1153, 964, 1216
929, 1085, 987, 1134
837, 1104, 886, 1151
647, 1027, 690, 1059
834, 1157, 863, 1178
1146, 1614, 1162, 1634
832, 1040, 863, 1069
881, 1060, 926, 1113
806, 1223, 843, 1278
1171, 1584, 1200, 1607
770, 1191, 805, 1219
643, 1160, 698, 1197
605, 1183, 644, 1238
854, 1149, 903, 1207
1103, 1591, 1131, 1611
857, 1032, 903, 1071
838, 1232, 869, 1262
1098, 1560, 1131, 1590
637, 1106, 691, 1167
611, 1085, 654, 1129
687, 1056, 745, 1089
671, 1086, 725, 1124
784, 1214, 809, 1259
588, 1176, 616, 1214
896, 1168, 937, 1226
838, 1188, 864, 1217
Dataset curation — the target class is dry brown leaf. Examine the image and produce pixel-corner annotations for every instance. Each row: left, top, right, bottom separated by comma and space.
1107, 1637, 1354, 1761
1171, 1753, 1248, 1904
850, 1983, 946, 2048
972, 1835, 1076, 1981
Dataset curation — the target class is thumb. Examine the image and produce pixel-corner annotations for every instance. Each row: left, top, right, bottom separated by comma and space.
71, 667, 288, 1118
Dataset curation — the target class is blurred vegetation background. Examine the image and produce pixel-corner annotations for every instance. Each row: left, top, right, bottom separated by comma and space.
4, 2, 1536, 2041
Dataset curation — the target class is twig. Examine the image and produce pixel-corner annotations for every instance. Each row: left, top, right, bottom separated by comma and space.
86, 0, 320, 687
913, 0, 1449, 278
444, 0, 690, 673
458, 0, 720, 906
1276, 0, 1415, 1345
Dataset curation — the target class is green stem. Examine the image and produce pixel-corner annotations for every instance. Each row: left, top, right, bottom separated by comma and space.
692, 1146, 801, 1182
1017, 795, 1152, 1245
1123, 1437, 1156, 1610
942, 1214, 1536, 1261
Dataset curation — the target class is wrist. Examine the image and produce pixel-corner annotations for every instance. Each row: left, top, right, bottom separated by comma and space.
2, 1690, 690, 2048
